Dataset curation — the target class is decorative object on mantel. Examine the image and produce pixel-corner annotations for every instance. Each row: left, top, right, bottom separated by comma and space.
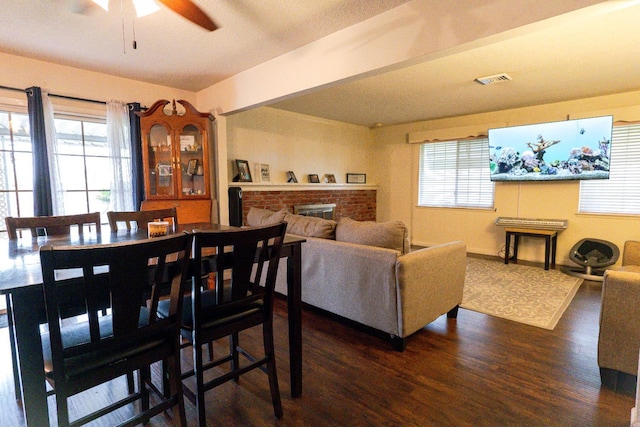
346, 173, 366, 184
233, 159, 252, 182
252, 162, 261, 182
260, 164, 271, 183
325, 174, 336, 183
287, 171, 298, 183
308, 174, 320, 183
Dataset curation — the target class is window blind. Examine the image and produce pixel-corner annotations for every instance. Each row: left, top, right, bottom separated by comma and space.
418, 138, 494, 208
579, 123, 640, 214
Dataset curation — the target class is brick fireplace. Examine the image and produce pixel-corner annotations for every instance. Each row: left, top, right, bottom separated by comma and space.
238, 189, 376, 225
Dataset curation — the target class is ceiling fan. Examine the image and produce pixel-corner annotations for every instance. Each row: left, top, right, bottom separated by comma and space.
72, 0, 218, 31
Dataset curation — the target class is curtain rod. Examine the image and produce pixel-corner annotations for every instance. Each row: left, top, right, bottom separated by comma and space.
50, 93, 106, 105
1, 85, 146, 110
1, 84, 105, 105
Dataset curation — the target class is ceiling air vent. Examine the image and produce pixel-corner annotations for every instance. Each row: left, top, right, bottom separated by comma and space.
475, 73, 512, 85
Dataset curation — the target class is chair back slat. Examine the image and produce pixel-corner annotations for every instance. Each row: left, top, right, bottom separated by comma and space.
5, 212, 102, 239
107, 208, 178, 232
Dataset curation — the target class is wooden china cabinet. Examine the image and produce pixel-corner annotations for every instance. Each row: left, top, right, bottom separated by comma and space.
137, 99, 218, 223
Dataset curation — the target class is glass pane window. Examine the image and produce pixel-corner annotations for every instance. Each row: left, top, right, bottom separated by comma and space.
1, 106, 127, 233
54, 117, 110, 216
418, 138, 494, 209
0, 110, 33, 229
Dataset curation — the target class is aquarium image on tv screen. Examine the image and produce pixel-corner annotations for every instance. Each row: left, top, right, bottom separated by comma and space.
488, 115, 613, 182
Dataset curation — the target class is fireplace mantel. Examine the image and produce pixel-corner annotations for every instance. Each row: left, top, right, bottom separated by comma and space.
227, 183, 377, 191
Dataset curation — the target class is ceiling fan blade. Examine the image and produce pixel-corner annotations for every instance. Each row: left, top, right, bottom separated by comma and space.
156, 0, 218, 31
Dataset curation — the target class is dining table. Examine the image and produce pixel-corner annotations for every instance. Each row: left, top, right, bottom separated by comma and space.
0, 223, 305, 426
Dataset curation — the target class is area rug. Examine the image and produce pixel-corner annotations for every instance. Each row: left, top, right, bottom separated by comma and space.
461, 257, 583, 330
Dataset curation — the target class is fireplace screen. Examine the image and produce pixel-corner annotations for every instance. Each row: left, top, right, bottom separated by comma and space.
293, 203, 336, 220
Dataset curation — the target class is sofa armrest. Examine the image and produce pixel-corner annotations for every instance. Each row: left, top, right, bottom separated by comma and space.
598, 269, 640, 375
396, 241, 467, 337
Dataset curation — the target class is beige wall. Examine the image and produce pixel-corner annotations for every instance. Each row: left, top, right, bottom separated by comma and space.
226, 107, 375, 185
372, 90, 640, 266
0, 52, 195, 109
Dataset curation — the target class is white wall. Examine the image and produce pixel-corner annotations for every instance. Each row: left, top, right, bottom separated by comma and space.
372, 90, 640, 266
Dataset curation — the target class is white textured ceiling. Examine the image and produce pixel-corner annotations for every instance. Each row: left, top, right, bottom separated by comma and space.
271, 1, 640, 126
1, 1, 640, 127
0, 0, 410, 92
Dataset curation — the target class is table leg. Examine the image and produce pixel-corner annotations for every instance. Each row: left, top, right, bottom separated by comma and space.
505, 232, 511, 265
512, 235, 520, 263
544, 236, 551, 270
11, 287, 49, 426
551, 234, 558, 269
286, 243, 303, 397
6, 294, 21, 401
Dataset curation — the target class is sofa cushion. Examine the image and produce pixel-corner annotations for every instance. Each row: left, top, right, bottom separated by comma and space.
246, 207, 287, 226
336, 217, 409, 254
283, 213, 336, 239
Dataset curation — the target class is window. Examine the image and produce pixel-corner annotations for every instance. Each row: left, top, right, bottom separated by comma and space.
54, 116, 113, 216
0, 109, 34, 223
579, 123, 640, 214
0, 108, 122, 228
418, 138, 494, 209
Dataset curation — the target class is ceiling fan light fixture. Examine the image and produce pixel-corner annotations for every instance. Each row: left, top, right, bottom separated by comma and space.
133, 0, 160, 17
92, 0, 109, 12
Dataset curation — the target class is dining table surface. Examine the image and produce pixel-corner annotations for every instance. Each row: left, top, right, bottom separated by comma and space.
0, 222, 305, 426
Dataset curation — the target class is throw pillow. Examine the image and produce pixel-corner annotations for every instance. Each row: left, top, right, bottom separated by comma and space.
246, 207, 287, 226
283, 213, 337, 239
335, 217, 409, 254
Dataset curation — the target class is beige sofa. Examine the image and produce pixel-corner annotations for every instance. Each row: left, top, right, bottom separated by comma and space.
247, 208, 467, 351
598, 240, 640, 391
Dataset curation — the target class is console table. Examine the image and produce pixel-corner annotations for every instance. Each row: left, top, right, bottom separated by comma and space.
504, 227, 558, 270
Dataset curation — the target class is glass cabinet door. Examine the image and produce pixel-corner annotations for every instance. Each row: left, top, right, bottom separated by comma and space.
177, 124, 206, 197
147, 124, 174, 197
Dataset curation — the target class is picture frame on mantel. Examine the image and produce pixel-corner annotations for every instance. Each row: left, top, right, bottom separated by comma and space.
287, 171, 298, 183
346, 173, 366, 184
234, 159, 252, 182
308, 174, 320, 183
325, 174, 336, 183
260, 164, 271, 183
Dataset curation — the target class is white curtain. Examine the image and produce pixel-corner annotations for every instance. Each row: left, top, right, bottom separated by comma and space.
42, 91, 65, 214
107, 101, 134, 212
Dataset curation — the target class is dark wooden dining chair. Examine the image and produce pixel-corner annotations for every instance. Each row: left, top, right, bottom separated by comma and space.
107, 208, 178, 232
5, 212, 101, 239
159, 222, 287, 426
39, 232, 192, 427
4, 212, 102, 400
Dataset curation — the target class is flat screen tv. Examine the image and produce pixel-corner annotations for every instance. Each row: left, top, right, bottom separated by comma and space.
488, 115, 613, 182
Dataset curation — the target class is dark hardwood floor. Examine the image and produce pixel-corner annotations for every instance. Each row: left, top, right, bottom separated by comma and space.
0, 272, 635, 426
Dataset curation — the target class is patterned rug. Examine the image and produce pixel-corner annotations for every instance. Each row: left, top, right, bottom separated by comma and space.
461, 257, 583, 330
